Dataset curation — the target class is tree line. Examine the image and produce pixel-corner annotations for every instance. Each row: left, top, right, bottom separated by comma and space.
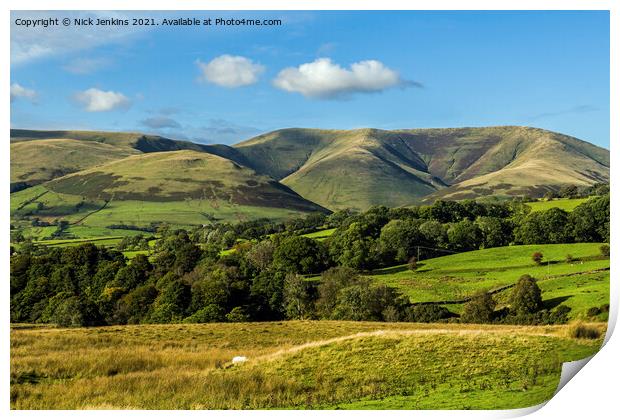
10, 193, 609, 327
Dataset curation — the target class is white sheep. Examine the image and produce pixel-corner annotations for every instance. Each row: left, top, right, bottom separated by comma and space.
232, 356, 248, 364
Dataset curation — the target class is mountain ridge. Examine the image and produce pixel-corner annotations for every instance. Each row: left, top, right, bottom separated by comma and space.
10, 126, 609, 212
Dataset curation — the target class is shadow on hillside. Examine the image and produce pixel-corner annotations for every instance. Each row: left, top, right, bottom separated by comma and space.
370, 265, 419, 275
542, 295, 573, 310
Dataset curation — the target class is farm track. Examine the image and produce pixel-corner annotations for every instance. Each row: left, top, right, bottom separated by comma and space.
240, 327, 563, 367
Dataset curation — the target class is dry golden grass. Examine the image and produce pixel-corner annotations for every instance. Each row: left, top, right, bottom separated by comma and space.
10, 321, 605, 410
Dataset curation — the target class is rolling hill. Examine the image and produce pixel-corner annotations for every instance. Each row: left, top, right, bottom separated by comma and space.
10, 149, 327, 238
10, 125, 609, 234
10, 139, 139, 191
11, 129, 247, 191
234, 126, 609, 209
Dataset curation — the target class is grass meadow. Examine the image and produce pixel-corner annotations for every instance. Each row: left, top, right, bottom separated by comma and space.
526, 197, 592, 212
10, 321, 605, 410
364, 243, 609, 319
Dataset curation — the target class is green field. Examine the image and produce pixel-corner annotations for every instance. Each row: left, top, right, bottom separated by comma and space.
11, 184, 309, 240
365, 243, 609, 318
527, 197, 592, 212
10, 321, 604, 410
302, 228, 336, 241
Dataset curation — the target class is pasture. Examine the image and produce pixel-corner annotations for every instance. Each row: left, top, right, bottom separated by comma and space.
10, 321, 604, 410
367, 243, 609, 319
527, 197, 592, 212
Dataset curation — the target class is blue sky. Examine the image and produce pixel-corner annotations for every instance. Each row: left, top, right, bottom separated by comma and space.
10, 10, 610, 147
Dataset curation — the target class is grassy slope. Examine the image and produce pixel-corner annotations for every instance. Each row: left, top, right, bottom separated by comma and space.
10, 150, 326, 238
10, 139, 139, 186
236, 126, 609, 209
527, 197, 592, 212
302, 228, 336, 241
367, 243, 609, 318
236, 128, 442, 210
420, 127, 609, 201
10, 321, 604, 409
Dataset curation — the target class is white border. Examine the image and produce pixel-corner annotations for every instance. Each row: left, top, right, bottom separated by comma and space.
2, 1, 617, 419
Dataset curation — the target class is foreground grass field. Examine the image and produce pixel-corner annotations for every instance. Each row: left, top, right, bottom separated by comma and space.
10, 321, 604, 410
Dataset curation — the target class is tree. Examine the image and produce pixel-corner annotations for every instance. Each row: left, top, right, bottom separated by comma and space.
331, 282, 404, 321
461, 292, 495, 323
515, 208, 571, 244
447, 219, 483, 251
183, 304, 226, 323
378, 219, 424, 263
408, 256, 418, 271
328, 223, 379, 270
475, 216, 512, 248
419, 220, 448, 248
600, 244, 610, 257
226, 306, 249, 322
316, 267, 359, 317
510, 274, 542, 315
273, 236, 327, 274
149, 280, 191, 323
248, 269, 285, 320
429, 200, 467, 223
114, 284, 158, 324
532, 252, 543, 265
44, 292, 103, 327
283, 274, 315, 319
406, 304, 453, 322
245, 240, 275, 271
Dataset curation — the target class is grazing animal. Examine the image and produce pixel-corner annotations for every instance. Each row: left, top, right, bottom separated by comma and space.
232, 356, 248, 364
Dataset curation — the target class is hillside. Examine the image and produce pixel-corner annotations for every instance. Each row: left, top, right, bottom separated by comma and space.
11, 129, 247, 191
11, 126, 610, 215
11, 150, 326, 238
366, 242, 609, 319
235, 126, 609, 209
10, 139, 139, 191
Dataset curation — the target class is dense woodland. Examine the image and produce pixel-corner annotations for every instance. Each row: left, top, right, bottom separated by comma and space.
10, 187, 610, 327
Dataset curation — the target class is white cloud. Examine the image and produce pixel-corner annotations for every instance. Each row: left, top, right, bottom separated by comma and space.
273, 58, 408, 99
63, 57, 112, 75
74, 88, 131, 112
11, 11, 148, 65
10, 83, 37, 103
197, 55, 264, 88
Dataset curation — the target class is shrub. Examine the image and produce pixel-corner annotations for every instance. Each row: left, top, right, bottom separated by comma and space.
565, 254, 573, 263
600, 303, 610, 313
226, 306, 249, 322
568, 322, 601, 339
586, 306, 602, 317
510, 275, 542, 315
408, 256, 418, 271
532, 252, 543, 265
183, 304, 225, 323
406, 304, 453, 323
600, 244, 610, 257
461, 292, 496, 323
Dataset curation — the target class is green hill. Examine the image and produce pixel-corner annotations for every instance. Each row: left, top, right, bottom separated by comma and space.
234, 126, 609, 210
366, 242, 609, 319
10, 126, 609, 228
10, 139, 139, 190
11, 129, 247, 189
11, 150, 327, 238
